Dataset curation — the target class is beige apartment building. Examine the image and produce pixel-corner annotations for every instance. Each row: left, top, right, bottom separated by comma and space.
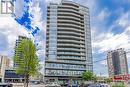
0, 55, 10, 82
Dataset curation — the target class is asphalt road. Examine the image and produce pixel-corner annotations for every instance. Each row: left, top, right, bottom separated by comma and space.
13, 83, 44, 87
29, 84, 44, 87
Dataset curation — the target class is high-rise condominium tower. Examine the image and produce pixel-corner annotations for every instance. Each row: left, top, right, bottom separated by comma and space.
45, 0, 92, 83
107, 48, 129, 77
14, 36, 27, 68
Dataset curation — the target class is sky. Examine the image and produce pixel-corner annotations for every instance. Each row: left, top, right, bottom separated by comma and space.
0, 0, 130, 76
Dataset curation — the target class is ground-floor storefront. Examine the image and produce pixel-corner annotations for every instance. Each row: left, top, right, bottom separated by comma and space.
45, 76, 82, 85
4, 78, 24, 83
4, 69, 24, 83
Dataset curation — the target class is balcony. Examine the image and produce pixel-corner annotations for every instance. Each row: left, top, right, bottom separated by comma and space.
57, 52, 85, 56
57, 19, 83, 24
57, 35, 85, 40
57, 43, 85, 48
57, 31, 85, 37
58, 27, 84, 33
58, 12, 84, 19
62, 2, 79, 8
58, 6, 79, 11
57, 40, 85, 44
45, 67, 86, 71
57, 49, 85, 53
57, 24, 84, 31
58, 9, 81, 15
45, 60, 86, 65
57, 20, 84, 26
57, 56, 86, 60
58, 16, 84, 22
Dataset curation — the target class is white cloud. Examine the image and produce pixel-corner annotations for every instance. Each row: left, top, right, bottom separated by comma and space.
29, 1, 46, 62
93, 10, 130, 53
30, 1, 45, 33
91, 8, 111, 43
100, 60, 107, 65
0, 16, 29, 60
96, 8, 110, 22
116, 11, 130, 28
93, 31, 129, 52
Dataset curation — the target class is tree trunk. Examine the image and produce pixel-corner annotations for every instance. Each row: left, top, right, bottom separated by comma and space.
26, 74, 29, 87
24, 75, 27, 87
24, 74, 29, 87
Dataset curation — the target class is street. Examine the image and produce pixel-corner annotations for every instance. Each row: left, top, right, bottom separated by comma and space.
29, 84, 44, 87
12, 83, 44, 87
10, 83, 130, 87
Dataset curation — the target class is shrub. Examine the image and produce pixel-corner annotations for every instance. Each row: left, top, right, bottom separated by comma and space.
112, 85, 126, 87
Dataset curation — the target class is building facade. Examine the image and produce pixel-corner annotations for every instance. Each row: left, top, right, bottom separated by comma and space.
107, 48, 129, 77
45, 0, 92, 83
14, 36, 27, 68
0, 55, 10, 82
4, 69, 24, 83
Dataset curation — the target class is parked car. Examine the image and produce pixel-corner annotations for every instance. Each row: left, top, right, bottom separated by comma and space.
0, 83, 13, 87
100, 83, 111, 87
60, 83, 71, 87
45, 82, 61, 87
30, 80, 40, 85
72, 83, 78, 87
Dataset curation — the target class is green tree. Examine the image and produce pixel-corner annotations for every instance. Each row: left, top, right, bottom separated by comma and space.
82, 71, 94, 81
92, 74, 97, 83
104, 78, 112, 83
14, 39, 39, 87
